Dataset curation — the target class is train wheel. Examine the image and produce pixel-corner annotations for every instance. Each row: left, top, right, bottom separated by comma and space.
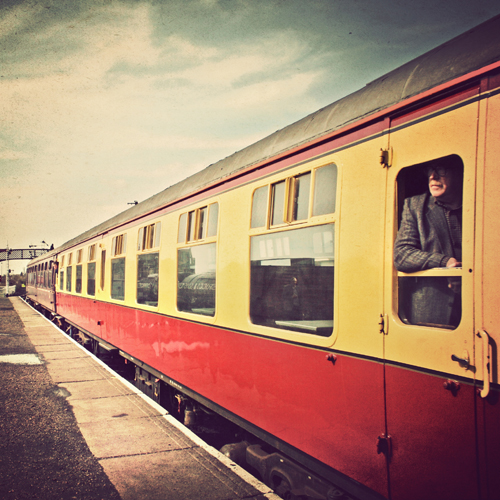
274, 477, 292, 500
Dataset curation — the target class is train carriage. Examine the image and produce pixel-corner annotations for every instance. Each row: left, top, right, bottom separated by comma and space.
27, 15, 500, 500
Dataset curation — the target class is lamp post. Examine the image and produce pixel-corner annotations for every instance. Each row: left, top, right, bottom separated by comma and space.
5, 245, 9, 295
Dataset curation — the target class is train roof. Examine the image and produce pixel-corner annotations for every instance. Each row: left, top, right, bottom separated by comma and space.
32, 14, 500, 264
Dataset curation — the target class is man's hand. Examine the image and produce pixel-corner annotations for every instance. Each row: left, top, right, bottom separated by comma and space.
446, 258, 461, 293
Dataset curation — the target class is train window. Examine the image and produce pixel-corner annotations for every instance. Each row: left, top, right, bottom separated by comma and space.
76, 249, 83, 264
68, 253, 73, 265
291, 172, 311, 222
137, 253, 159, 306
88, 244, 96, 261
250, 224, 334, 336
138, 222, 161, 251
100, 250, 106, 290
251, 186, 268, 228
178, 203, 219, 244
177, 243, 216, 316
61, 255, 65, 267
253, 164, 337, 229
112, 234, 127, 256
76, 265, 82, 294
111, 257, 125, 300
66, 266, 72, 292
187, 211, 196, 242
198, 207, 208, 240
313, 164, 337, 216
271, 180, 286, 226
155, 222, 162, 247
394, 155, 463, 329
87, 262, 96, 296
207, 203, 219, 237
178, 213, 188, 243
137, 228, 142, 250
60, 271, 64, 290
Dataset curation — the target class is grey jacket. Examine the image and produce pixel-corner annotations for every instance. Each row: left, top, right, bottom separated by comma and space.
394, 192, 456, 273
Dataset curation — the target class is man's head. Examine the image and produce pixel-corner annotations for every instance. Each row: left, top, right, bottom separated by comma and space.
427, 164, 462, 207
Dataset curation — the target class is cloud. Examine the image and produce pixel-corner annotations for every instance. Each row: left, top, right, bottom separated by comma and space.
0, 148, 30, 161
3, 0, 498, 271
0, 1, 326, 264
1, 1, 321, 175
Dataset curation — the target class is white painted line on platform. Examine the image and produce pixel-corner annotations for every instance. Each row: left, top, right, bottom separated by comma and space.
0, 353, 42, 365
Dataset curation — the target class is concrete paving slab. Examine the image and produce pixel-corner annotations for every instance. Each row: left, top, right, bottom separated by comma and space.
26, 336, 73, 346
63, 377, 136, 401
45, 356, 101, 370
47, 359, 111, 383
24, 328, 69, 341
23, 324, 69, 332
40, 348, 89, 360
99, 447, 268, 500
70, 394, 160, 423
33, 343, 80, 352
78, 415, 194, 459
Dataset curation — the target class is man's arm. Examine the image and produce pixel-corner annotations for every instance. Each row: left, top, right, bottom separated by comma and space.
394, 197, 451, 272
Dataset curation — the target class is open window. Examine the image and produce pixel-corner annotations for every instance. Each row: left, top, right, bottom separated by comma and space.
394, 155, 463, 329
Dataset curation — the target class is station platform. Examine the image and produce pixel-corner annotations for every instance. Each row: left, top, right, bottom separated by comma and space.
0, 297, 278, 500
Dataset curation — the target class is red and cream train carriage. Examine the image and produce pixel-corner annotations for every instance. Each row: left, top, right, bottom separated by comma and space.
27, 16, 500, 500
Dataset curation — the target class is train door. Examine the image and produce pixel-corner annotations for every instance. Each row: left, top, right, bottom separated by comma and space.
475, 80, 500, 500
383, 89, 480, 500
50, 260, 57, 313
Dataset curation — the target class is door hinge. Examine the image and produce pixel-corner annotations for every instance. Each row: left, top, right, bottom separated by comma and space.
378, 313, 388, 335
377, 434, 392, 457
379, 148, 392, 168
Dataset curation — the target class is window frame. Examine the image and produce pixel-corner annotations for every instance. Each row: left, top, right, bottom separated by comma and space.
393, 155, 464, 331
111, 257, 126, 301
112, 233, 127, 257
251, 163, 337, 231
249, 162, 339, 341
136, 252, 159, 307
66, 265, 72, 292
87, 261, 96, 297
178, 203, 219, 244
137, 222, 162, 252
75, 264, 83, 294
176, 202, 219, 318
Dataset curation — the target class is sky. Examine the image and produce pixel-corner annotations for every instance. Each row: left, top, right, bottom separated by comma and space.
2, 0, 500, 274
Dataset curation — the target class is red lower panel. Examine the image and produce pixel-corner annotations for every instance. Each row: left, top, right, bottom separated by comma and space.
56, 294, 389, 498
477, 387, 500, 500
55, 295, 497, 499
385, 364, 478, 500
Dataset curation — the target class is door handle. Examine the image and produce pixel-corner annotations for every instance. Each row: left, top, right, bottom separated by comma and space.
478, 330, 490, 399
451, 353, 470, 369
